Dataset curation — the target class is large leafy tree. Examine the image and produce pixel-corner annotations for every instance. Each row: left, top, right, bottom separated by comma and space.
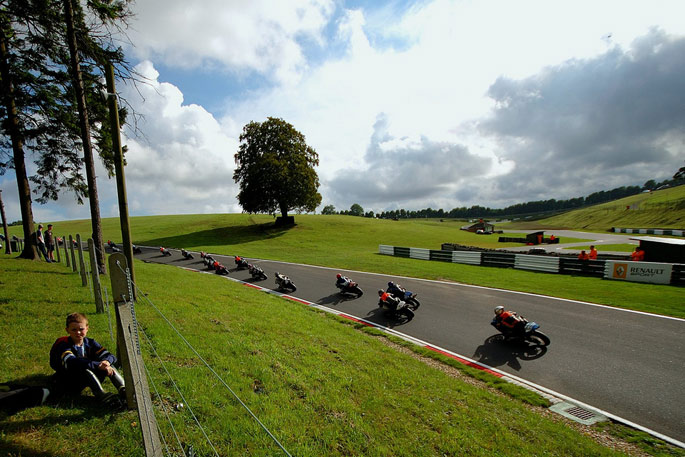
234, 117, 322, 222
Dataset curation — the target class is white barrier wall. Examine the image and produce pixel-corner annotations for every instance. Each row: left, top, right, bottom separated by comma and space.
604, 261, 673, 285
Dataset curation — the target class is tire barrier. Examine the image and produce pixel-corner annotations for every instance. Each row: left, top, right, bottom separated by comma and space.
379, 245, 685, 286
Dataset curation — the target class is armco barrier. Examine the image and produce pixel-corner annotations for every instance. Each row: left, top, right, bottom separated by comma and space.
409, 248, 430, 260
481, 252, 516, 268
452, 251, 482, 265
379, 245, 684, 285
429, 250, 453, 262
612, 227, 684, 237
558, 258, 605, 277
672, 265, 685, 285
515, 254, 560, 273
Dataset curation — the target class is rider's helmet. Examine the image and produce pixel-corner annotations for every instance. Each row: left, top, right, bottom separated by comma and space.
378, 289, 384, 296
494, 305, 505, 315
388, 281, 394, 287
336, 273, 342, 279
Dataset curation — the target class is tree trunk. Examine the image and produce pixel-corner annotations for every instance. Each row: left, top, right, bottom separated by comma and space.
0, 190, 10, 254
63, 0, 106, 273
0, 24, 38, 260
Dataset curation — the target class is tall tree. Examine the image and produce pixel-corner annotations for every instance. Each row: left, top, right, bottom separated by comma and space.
349, 203, 363, 217
62, 0, 106, 272
234, 117, 321, 224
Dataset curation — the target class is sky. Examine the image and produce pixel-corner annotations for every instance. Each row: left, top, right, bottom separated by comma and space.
1, 0, 685, 222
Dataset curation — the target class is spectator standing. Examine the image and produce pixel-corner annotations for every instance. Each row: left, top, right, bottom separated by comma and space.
578, 250, 589, 261
36, 224, 50, 262
630, 247, 645, 261
588, 245, 598, 260
45, 224, 55, 261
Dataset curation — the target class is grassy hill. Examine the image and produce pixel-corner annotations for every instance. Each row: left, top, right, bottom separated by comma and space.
504, 184, 685, 231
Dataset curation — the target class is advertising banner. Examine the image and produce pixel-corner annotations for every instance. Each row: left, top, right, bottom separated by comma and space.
604, 261, 673, 285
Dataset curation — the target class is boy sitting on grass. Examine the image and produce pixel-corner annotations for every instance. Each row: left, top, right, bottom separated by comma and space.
49, 313, 125, 408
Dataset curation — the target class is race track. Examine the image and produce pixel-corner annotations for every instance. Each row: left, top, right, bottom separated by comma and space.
133, 247, 685, 444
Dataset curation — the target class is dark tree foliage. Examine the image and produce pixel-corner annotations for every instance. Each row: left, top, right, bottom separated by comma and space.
349, 203, 363, 216
234, 117, 322, 221
0, 0, 132, 260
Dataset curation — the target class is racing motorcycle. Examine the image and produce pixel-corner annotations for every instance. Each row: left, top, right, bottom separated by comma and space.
336, 280, 363, 298
379, 296, 414, 320
275, 272, 297, 292
235, 256, 249, 270
490, 317, 550, 346
248, 264, 268, 281
387, 284, 420, 310
160, 247, 172, 257
181, 249, 194, 260
213, 261, 229, 275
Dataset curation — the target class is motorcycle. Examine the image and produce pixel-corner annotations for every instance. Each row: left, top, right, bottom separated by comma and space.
160, 247, 172, 257
213, 261, 229, 275
275, 273, 297, 292
379, 296, 414, 320
235, 257, 249, 270
490, 317, 550, 346
181, 249, 194, 260
336, 280, 363, 298
248, 264, 268, 281
203, 255, 215, 269
388, 287, 420, 310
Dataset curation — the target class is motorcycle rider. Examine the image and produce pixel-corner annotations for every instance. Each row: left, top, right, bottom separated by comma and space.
386, 281, 406, 298
378, 289, 401, 311
493, 306, 525, 335
336, 273, 351, 288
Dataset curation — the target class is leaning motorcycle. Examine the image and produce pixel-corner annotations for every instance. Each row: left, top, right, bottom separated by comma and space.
336, 281, 363, 298
249, 265, 268, 281
388, 288, 420, 310
490, 317, 550, 346
275, 273, 297, 292
379, 298, 414, 320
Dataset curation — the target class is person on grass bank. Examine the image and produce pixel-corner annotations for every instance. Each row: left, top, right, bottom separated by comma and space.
45, 224, 55, 261
49, 313, 125, 408
36, 224, 50, 262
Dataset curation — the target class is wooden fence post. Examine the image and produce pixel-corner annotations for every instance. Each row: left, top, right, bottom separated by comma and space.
88, 238, 104, 313
55, 237, 61, 263
69, 235, 77, 272
108, 253, 162, 457
77, 234, 87, 286
63, 236, 70, 268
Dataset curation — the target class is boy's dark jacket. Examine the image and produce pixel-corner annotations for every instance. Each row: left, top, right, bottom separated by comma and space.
49, 336, 116, 373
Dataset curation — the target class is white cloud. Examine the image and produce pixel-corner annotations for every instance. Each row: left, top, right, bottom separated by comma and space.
127, 0, 335, 84
116, 61, 241, 216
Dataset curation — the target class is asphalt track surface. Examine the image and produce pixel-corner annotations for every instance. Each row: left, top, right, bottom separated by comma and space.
133, 247, 685, 444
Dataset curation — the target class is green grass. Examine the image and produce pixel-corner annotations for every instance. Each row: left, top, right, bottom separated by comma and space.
503, 185, 685, 231
12, 213, 684, 318
5, 255, 679, 456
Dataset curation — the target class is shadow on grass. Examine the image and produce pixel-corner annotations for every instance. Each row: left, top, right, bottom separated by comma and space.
138, 221, 292, 250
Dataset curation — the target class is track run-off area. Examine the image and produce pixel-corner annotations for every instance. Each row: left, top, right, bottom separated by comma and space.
133, 246, 685, 447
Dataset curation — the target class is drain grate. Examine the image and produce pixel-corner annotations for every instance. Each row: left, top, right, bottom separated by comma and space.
549, 402, 608, 425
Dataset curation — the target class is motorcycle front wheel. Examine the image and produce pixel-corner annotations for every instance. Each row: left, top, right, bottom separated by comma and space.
529, 331, 551, 346
406, 297, 421, 310
352, 286, 363, 297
